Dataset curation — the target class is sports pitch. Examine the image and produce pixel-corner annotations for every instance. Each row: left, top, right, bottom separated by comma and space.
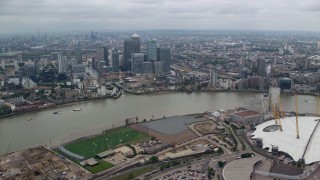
64, 126, 150, 159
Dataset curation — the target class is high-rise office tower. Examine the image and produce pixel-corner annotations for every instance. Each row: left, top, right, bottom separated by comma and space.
112, 49, 120, 72
131, 33, 140, 53
257, 59, 266, 77
34, 59, 40, 75
57, 52, 67, 73
124, 39, 134, 70
91, 57, 96, 69
147, 40, 157, 61
210, 69, 217, 87
158, 47, 171, 73
131, 53, 144, 74
97, 46, 109, 66
142, 62, 153, 74
75, 46, 82, 63
154, 61, 164, 74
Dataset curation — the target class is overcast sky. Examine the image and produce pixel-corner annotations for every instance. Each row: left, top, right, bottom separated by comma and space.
1, 0, 320, 34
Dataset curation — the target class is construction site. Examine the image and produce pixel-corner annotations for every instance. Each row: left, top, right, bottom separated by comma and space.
0, 146, 91, 179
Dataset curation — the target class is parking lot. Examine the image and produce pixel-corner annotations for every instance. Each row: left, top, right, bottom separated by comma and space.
155, 169, 208, 180
140, 116, 201, 135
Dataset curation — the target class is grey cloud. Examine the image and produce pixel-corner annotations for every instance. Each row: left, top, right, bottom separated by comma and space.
299, 1, 320, 12
0, 0, 319, 33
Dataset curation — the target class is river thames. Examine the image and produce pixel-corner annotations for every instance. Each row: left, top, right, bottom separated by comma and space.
0, 92, 317, 154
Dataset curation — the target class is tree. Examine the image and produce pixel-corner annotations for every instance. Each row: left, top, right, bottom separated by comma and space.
128, 173, 134, 179
197, 84, 201, 91
0, 106, 12, 116
149, 156, 159, 163
218, 161, 226, 168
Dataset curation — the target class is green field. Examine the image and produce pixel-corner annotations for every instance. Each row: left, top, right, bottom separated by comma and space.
111, 167, 154, 180
54, 149, 114, 174
85, 160, 114, 174
64, 127, 150, 159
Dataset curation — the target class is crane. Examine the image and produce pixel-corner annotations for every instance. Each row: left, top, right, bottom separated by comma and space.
295, 93, 300, 139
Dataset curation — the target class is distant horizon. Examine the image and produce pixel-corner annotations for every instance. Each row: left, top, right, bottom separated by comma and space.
1, 28, 320, 36
1, 0, 320, 35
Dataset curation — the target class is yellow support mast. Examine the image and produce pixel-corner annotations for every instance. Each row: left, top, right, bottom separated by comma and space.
271, 103, 278, 124
317, 94, 319, 115
295, 93, 300, 139
278, 96, 283, 131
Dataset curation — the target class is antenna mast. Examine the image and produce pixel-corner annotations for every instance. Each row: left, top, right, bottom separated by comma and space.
295, 93, 300, 139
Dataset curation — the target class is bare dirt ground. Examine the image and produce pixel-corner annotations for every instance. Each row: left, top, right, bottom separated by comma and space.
169, 139, 211, 153
130, 124, 198, 145
193, 121, 219, 135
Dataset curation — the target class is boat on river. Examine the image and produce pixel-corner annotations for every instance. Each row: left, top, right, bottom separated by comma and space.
73, 108, 82, 111
53, 111, 61, 114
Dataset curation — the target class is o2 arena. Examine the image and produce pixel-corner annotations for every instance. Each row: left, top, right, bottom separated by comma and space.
252, 116, 320, 164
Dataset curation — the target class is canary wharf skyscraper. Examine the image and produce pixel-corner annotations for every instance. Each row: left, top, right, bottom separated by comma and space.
131, 33, 140, 53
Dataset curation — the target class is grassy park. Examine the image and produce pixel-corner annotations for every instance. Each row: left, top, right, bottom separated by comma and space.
64, 126, 150, 159
57, 127, 151, 174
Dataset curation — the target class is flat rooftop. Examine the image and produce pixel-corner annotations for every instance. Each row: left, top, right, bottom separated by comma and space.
96, 150, 114, 158
84, 158, 99, 166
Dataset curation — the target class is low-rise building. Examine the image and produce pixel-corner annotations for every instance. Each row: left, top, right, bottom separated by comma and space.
231, 110, 263, 125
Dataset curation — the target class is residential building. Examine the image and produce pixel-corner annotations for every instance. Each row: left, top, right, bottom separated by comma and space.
96, 46, 109, 69
57, 52, 67, 73
257, 59, 266, 77
210, 69, 218, 87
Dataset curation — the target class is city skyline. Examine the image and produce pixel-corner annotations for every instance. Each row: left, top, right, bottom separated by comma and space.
1, 0, 320, 34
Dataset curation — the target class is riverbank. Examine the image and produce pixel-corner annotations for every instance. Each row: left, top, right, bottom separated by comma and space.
0, 89, 316, 120
0, 91, 318, 155
123, 87, 317, 96
0, 94, 118, 120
